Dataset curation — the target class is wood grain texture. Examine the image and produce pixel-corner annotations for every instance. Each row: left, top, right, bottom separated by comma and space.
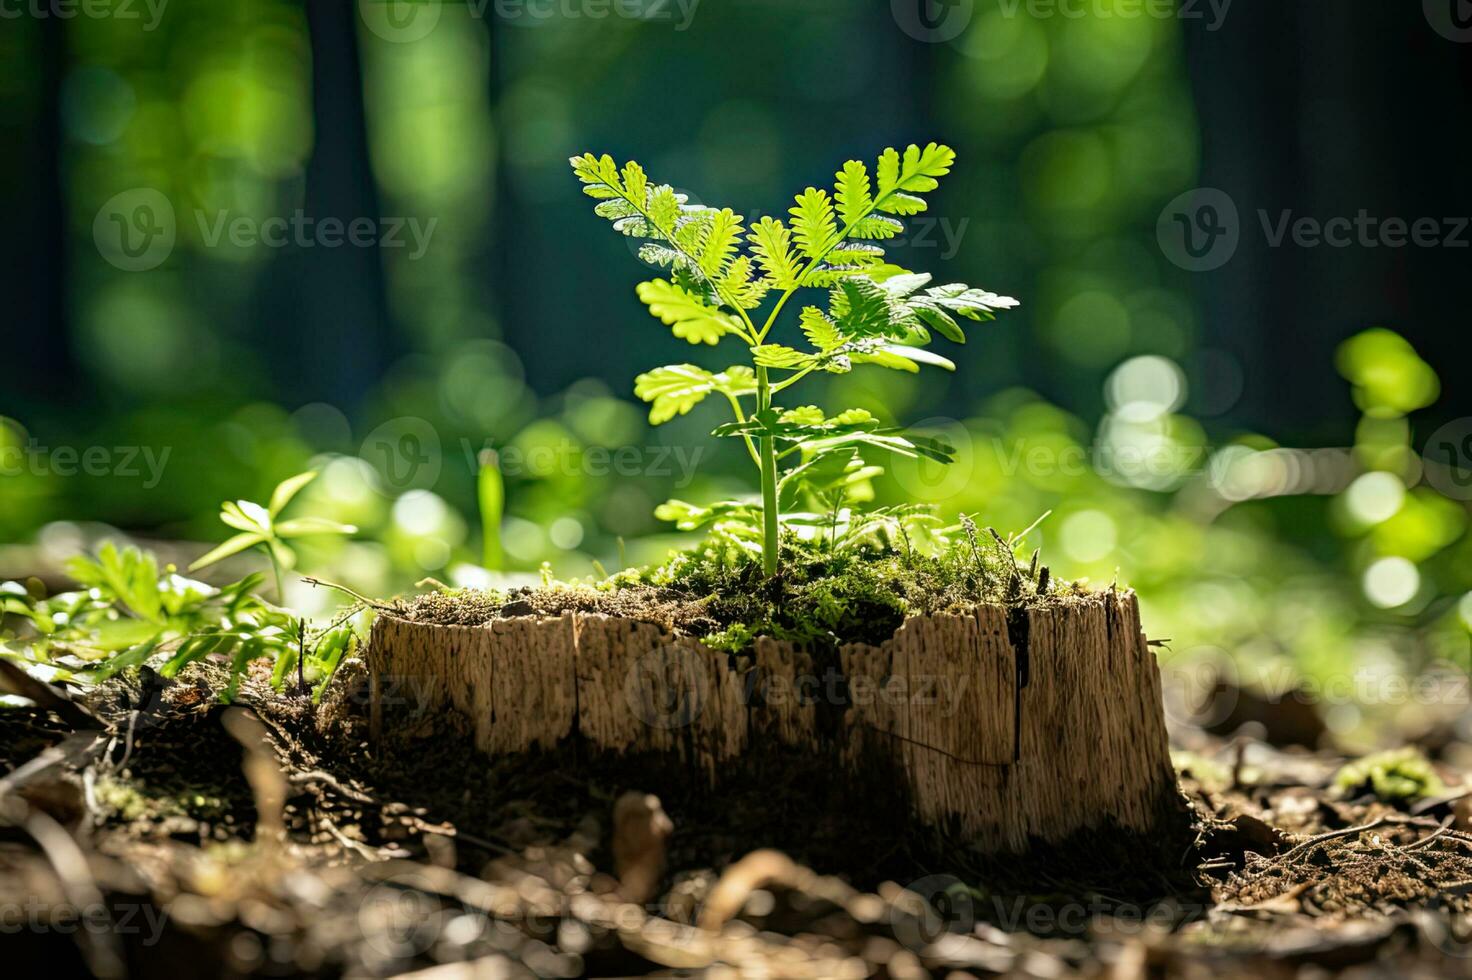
366, 591, 1178, 852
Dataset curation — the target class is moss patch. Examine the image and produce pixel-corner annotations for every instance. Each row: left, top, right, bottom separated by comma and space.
1332, 747, 1446, 802
407, 534, 1082, 651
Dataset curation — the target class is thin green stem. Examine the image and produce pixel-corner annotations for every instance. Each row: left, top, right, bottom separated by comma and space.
267, 548, 285, 604
755, 365, 779, 577
770, 364, 818, 394
721, 391, 761, 468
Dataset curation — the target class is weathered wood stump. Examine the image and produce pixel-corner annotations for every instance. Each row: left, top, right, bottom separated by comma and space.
366, 590, 1185, 857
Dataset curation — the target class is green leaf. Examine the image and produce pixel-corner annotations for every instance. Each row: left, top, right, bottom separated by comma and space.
752, 345, 812, 369
873, 143, 955, 214
923, 283, 1021, 319
633, 364, 756, 424
86, 637, 160, 683
831, 277, 904, 338
801, 430, 955, 465
779, 406, 825, 426
221, 500, 270, 533
698, 208, 744, 275
799, 307, 844, 352
635, 279, 742, 345
654, 498, 761, 532
268, 471, 318, 519
790, 187, 838, 259
273, 517, 358, 539
747, 217, 802, 290
834, 160, 873, 228
713, 407, 880, 442
718, 256, 771, 309
189, 532, 266, 571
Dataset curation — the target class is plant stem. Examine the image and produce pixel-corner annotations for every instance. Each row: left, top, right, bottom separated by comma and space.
269, 551, 285, 604
755, 364, 779, 576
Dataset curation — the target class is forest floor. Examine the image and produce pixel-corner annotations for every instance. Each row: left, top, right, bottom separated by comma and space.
1, 655, 1470, 979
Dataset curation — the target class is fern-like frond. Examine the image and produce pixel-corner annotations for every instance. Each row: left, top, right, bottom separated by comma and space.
834, 160, 873, 227
719, 255, 772, 309
747, 217, 803, 290
752, 344, 813, 369
790, 187, 838, 260
636, 279, 744, 345
699, 208, 745, 275
799, 306, 843, 351
634, 364, 754, 424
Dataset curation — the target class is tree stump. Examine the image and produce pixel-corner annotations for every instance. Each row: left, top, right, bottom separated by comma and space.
366, 590, 1186, 858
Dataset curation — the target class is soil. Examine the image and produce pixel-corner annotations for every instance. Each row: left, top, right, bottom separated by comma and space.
2, 657, 1470, 979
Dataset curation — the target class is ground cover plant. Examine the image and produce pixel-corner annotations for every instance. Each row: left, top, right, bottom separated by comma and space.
571, 144, 1018, 575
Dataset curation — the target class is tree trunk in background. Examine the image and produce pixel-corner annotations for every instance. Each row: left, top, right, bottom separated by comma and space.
2, 15, 76, 422
269, 0, 396, 413
1181, 1, 1472, 438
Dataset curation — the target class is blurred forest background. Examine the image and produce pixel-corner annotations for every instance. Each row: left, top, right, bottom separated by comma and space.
3, 0, 1472, 742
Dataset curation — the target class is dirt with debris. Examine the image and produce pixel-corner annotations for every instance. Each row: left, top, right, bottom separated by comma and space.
1, 656, 1471, 979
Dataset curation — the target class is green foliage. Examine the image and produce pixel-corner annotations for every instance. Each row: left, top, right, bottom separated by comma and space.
571, 144, 1018, 574
1, 542, 357, 704
190, 470, 357, 600
1333, 748, 1446, 802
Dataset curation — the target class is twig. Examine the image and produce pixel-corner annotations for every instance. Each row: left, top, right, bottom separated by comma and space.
300, 576, 397, 612
2, 799, 126, 979
0, 659, 102, 731
1278, 814, 1439, 863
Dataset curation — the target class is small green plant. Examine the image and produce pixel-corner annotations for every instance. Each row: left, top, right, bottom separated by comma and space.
1333, 747, 1446, 802
1, 542, 356, 704
190, 470, 357, 600
570, 144, 1017, 575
